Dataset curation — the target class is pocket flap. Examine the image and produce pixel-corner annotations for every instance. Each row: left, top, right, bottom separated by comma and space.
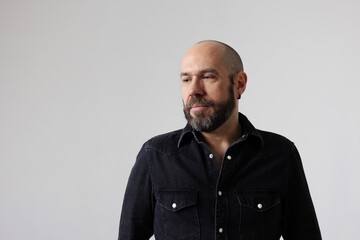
157, 189, 197, 212
236, 190, 281, 212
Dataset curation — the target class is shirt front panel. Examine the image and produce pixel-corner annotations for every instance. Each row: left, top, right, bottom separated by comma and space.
146, 122, 288, 239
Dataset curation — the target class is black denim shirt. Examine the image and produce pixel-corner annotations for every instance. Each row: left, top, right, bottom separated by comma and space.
118, 113, 322, 240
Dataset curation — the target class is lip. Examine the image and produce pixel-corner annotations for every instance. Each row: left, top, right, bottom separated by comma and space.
190, 105, 208, 112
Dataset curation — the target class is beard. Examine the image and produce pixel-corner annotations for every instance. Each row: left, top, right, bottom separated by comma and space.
183, 86, 236, 132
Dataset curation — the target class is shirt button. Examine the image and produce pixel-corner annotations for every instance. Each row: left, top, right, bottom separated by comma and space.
219, 228, 223, 233
172, 203, 177, 209
218, 191, 222, 196
241, 134, 246, 139
227, 155, 232, 160
257, 203, 263, 209
209, 153, 214, 159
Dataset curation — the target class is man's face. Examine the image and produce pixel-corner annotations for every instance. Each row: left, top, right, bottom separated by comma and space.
181, 43, 237, 132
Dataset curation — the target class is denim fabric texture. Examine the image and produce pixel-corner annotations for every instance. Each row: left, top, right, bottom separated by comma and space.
118, 113, 322, 240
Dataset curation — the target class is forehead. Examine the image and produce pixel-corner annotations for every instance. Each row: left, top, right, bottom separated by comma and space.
181, 43, 227, 74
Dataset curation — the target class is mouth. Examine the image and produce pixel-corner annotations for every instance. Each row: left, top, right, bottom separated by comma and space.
190, 104, 209, 112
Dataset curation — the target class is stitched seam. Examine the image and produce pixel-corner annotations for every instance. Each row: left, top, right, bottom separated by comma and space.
146, 140, 197, 157
241, 200, 281, 212
145, 142, 156, 215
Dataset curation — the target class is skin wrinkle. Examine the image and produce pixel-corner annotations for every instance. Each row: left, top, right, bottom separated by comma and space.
180, 68, 221, 78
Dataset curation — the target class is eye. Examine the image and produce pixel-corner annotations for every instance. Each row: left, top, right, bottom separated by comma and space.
203, 75, 214, 80
182, 78, 191, 83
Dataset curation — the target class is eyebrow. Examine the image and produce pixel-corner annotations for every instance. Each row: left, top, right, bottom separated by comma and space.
180, 68, 220, 77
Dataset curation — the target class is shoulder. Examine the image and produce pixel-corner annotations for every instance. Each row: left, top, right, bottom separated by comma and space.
143, 128, 185, 154
257, 129, 295, 153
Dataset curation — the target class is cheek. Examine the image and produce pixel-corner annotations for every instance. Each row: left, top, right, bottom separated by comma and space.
181, 90, 188, 105
182, 86, 190, 102
210, 87, 225, 100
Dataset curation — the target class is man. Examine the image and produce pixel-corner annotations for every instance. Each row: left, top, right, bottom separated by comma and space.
118, 40, 322, 240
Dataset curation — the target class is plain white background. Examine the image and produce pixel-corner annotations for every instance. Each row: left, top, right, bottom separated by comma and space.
1, 0, 360, 239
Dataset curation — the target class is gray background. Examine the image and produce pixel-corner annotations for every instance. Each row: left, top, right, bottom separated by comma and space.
1, 0, 359, 239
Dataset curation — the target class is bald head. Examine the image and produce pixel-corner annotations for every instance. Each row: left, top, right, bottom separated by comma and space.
181, 40, 247, 101
193, 40, 244, 78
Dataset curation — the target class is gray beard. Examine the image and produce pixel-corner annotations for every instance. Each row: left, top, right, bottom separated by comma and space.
183, 86, 236, 132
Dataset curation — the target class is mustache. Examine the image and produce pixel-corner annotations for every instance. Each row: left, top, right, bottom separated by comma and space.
185, 97, 215, 110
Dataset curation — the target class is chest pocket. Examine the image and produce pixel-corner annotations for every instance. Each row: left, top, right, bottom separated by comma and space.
236, 190, 282, 239
156, 189, 200, 240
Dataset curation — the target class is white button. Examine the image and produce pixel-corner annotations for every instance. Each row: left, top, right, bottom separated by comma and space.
241, 134, 246, 139
209, 153, 213, 159
218, 191, 222, 196
257, 203, 263, 209
227, 155, 232, 160
219, 228, 223, 233
172, 203, 177, 209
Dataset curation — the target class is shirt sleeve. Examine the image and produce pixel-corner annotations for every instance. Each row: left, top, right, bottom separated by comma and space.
282, 144, 322, 240
118, 143, 155, 240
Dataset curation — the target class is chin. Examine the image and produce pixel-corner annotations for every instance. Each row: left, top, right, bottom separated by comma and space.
191, 112, 208, 120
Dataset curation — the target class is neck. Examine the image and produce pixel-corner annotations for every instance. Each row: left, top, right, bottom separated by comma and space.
200, 112, 241, 163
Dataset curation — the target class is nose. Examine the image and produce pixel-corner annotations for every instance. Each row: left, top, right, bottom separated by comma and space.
188, 78, 204, 97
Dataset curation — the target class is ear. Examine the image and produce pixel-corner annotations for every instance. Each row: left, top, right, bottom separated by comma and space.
233, 71, 247, 97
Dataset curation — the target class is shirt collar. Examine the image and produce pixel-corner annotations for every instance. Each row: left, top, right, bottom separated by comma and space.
177, 112, 264, 148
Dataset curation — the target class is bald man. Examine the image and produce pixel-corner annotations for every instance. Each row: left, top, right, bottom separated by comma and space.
118, 41, 322, 240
